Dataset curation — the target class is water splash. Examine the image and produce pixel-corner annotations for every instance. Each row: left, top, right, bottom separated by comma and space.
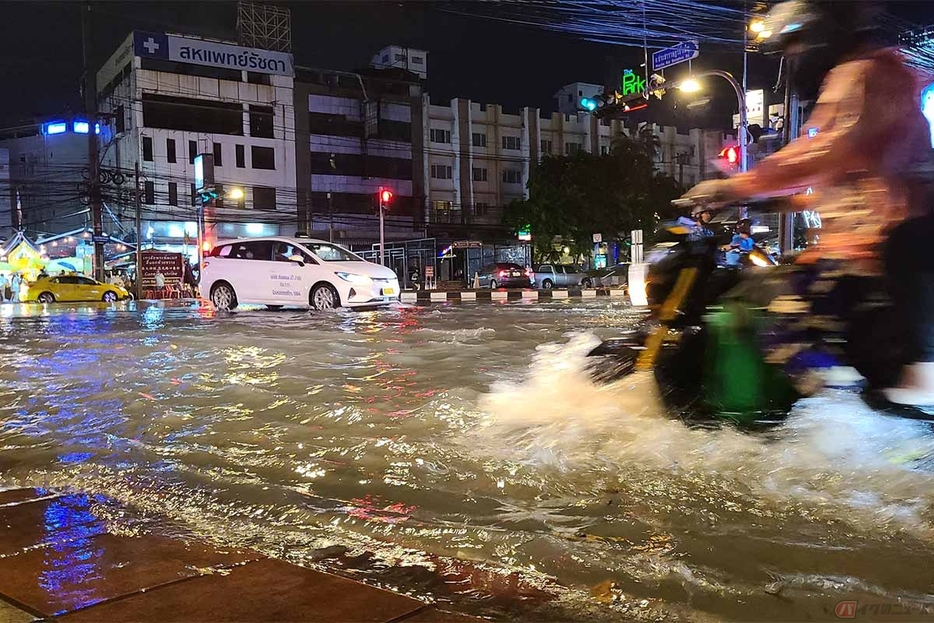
472, 333, 934, 536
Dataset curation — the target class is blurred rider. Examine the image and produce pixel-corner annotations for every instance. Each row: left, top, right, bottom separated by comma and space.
681, 0, 934, 405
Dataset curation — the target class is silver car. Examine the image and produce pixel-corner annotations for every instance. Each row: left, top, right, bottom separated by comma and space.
533, 264, 592, 289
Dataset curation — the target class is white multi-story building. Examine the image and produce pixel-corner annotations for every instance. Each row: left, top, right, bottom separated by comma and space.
0, 121, 92, 238
421, 87, 729, 230
370, 46, 428, 80
96, 31, 296, 257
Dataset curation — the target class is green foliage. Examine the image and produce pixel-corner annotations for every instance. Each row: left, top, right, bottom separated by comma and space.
505, 131, 683, 262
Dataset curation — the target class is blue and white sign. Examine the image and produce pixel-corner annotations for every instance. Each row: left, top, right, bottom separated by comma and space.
133, 32, 292, 77
652, 40, 700, 71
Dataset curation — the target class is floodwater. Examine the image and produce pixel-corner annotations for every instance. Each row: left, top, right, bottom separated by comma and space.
2, 300, 934, 621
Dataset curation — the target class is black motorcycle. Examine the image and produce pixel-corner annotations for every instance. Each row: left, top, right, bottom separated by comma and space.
588, 204, 917, 425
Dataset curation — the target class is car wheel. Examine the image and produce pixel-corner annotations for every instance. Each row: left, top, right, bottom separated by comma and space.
102, 291, 118, 303
37, 292, 55, 304
541, 279, 554, 289
211, 282, 238, 311
489, 279, 498, 289
581, 278, 593, 288
311, 284, 339, 311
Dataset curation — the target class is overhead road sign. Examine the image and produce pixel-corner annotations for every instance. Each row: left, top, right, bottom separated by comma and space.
652, 40, 700, 71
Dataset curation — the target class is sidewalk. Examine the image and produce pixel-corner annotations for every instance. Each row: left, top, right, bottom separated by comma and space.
0, 488, 479, 622
400, 287, 627, 304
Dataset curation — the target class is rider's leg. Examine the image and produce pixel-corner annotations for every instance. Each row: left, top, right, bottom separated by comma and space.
883, 214, 934, 405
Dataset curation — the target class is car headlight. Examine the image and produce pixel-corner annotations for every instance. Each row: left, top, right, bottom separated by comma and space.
335, 272, 372, 285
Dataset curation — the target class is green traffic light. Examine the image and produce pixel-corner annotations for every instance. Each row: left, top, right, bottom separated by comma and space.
580, 97, 598, 112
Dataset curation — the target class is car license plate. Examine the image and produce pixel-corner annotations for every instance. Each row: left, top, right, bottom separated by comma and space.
510, 271, 520, 277
382, 288, 394, 296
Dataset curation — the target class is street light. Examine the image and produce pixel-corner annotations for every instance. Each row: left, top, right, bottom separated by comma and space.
677, 78, 702, 94
674, 70, 748, 174
227, 187, 244, 200
749, 19, 765, 34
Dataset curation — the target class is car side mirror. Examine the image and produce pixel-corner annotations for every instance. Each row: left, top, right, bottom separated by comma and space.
289, 255, 305, 267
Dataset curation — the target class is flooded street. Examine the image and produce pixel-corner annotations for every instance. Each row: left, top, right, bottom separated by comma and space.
2, 300, 934, 621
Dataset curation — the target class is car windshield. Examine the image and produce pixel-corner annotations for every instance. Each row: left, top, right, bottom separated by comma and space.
303, 242, 363, 262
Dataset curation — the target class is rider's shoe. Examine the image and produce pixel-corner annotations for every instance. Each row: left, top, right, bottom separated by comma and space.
883, 363, 934, 406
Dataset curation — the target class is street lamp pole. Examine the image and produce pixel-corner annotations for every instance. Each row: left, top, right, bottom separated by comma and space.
676, 70, 748, 217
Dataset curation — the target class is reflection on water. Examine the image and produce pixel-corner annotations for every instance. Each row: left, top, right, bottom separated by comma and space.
1, 301, 934, 621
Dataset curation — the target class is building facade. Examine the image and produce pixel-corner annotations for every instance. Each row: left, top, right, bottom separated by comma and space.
95, 31, 297, 259
292, 47, 427, 246
420, 89, 729, 238
0, 121, 93, 239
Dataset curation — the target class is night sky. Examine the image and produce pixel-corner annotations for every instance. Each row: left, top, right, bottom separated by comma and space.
1, 1, 932, 132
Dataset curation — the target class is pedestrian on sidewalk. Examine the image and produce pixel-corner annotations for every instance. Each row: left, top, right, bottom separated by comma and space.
0, 274, 8, 303
10, 273, 21, 303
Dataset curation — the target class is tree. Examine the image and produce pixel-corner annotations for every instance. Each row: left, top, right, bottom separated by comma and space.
506, 131, 683, 263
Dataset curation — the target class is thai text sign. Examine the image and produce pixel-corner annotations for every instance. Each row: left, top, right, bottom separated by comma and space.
134, 32, 293, 76
140, 250, 184, 288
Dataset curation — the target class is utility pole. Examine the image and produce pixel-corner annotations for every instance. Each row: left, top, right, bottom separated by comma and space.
134, 162, 142, 301
779, 59, 799, 254
82, 3, 104, 281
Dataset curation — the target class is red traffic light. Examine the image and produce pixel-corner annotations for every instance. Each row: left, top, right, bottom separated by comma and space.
379, 189, 393, 203
719, 146, 739, 165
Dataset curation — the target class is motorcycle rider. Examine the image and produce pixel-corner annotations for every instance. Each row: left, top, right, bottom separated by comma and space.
681, 0, 934, 405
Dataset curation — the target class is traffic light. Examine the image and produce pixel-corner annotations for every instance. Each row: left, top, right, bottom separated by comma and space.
719, 145, 740, 166
579, 97, 599, 112
380, 189, 393, 204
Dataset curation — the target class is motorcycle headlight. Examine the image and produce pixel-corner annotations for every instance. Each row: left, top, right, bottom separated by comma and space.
335, 272, 372, 285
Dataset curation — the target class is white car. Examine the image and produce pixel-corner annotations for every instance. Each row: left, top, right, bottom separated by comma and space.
201, 236, 400, 311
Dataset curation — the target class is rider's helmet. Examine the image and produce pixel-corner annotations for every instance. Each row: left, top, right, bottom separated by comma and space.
755, 1, 883, 98
736, 218, 752, 235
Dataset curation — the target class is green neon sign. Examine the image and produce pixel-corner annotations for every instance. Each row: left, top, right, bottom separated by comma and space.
621, 70, 646, 97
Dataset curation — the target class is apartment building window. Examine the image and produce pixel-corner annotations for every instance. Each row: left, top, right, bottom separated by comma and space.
168, 182, 178, 206
430, 164, 453, 179
502, 170, 522, 184
142, 136, 153, 161
395, 53, 406, 61
251, 146, 275, 170
540, 140, 553, 154
472, 132, 486, 148
429, 128, 451, 144
502, 135, 520, 150
213, 142, 223, 167
601, 118, 611, 127
236, 144, 245, 168
412, 56, 424, 65
115, 105, 125, 134
249, 105, 274, 139
166, 138, 176, 163
565, 142, 582, 155
253, 186, 277, 210
472, 167, 487, 182
189, 140, 197, 164
475, 202, 490, 217
600, 145, 609, 155
144, 181, 155, 204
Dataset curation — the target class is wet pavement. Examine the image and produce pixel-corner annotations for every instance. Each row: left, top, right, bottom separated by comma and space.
0, 487, 473, 622
1, 300, 934, 621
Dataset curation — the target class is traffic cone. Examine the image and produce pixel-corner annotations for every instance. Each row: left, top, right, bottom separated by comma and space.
473, 272, 480, 289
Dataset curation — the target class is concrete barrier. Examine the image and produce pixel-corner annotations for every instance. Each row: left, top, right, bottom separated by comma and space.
397, 288, 626, 305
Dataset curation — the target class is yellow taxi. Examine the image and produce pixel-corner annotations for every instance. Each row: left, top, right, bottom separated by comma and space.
23, 275, 130, 304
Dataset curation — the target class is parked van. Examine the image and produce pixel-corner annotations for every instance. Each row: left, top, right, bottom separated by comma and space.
201, 237, 400, 311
